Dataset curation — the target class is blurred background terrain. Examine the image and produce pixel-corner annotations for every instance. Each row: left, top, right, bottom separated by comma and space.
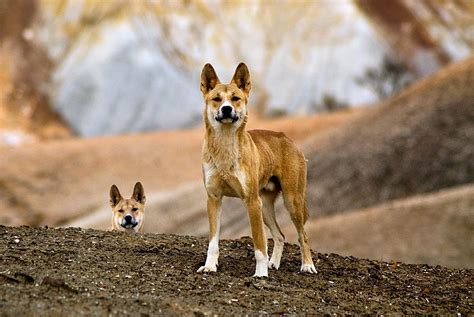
0, 0, 473, 269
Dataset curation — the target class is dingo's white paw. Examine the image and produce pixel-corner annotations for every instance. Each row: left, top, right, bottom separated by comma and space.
252, 270, 268, 278
300, 263, 317, 274
197, 265, 217, 273
268, 258, 281, 270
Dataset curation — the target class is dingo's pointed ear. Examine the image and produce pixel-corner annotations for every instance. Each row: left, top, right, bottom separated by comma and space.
132, 182, 146, 204
110, 184, 123, 207
231, 62, 251, 95
200, 63, 220, 95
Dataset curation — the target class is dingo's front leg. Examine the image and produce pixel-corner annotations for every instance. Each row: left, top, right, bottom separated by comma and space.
198, 195, 222, 273
245, 195, 268, 277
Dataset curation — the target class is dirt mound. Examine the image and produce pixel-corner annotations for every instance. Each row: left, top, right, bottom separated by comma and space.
0, 226, 472, 315
0, 110, 357, 227
285, 184, 474, 269
304, 56, 474, 215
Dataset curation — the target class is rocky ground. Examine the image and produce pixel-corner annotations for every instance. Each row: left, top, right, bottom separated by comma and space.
0, 226, 472, 315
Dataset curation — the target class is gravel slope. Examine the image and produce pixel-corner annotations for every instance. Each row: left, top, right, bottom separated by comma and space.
0, 226, 472, 315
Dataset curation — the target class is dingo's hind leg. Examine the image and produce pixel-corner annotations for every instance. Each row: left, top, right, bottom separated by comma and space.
261, 189, 284, 270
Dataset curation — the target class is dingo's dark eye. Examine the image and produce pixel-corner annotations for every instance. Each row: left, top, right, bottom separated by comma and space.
132, 208, 138, 212
118, 209, 124, 213
212, 97, 222, 102
231, 96, 240, 102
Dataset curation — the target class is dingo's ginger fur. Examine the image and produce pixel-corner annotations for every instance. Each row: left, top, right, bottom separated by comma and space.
197, 63, 316, 277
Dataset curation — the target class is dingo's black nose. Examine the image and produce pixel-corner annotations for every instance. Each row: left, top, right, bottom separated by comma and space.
124, 215, 133, 223
221, 105, 233, 116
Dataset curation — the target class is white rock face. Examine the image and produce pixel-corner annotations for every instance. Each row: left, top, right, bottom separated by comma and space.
0, 130, 34, 146
42, 1, 390, 136
53, 23, 202, 136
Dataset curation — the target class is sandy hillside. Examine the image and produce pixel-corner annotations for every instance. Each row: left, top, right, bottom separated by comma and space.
73, 181, 474, 270
284, 184, 474, 269
304, 55, 474, 215
1, 226, 472, 315
0, 110, 358, 227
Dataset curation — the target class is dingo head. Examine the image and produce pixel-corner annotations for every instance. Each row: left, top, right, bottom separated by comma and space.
200, 62, 251, 130
109, 182, 146, 233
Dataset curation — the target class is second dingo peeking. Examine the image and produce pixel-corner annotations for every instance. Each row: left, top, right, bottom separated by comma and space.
198, 62, 317, 277
109, 182, 146, 233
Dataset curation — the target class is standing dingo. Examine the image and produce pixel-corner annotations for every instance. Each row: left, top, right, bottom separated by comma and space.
197, 63, 317, 277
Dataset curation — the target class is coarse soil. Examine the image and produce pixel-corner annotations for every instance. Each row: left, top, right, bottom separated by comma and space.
0, 226, 472, 316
